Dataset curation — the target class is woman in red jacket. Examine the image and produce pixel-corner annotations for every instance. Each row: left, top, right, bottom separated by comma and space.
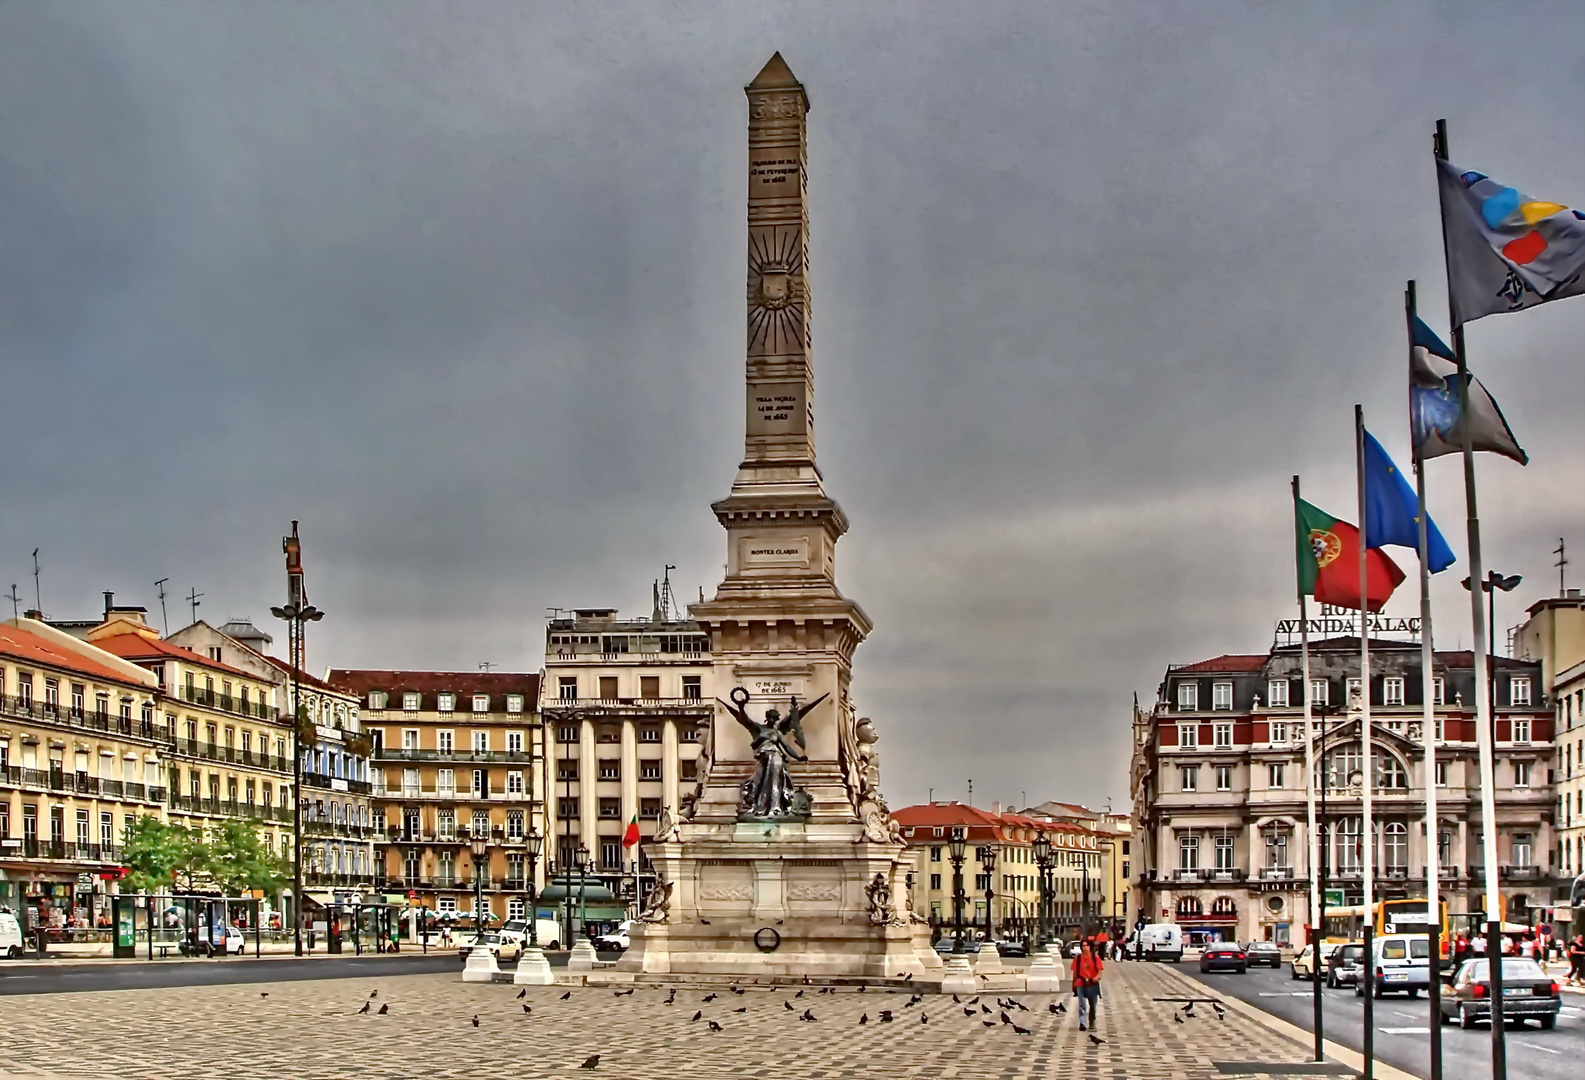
1074, 938, 1105, 1030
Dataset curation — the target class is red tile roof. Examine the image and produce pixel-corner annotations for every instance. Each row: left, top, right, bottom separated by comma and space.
92, 633, 264, 682
890, 803, 1087, 839
1171, 655, 1267, 674
259, 656, 354, 696
328, 669, 541, 707
0, 623, 153, 688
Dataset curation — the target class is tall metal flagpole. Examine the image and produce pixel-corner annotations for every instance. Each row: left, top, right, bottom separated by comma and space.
1406, 281, 1444, 1080
1354, 404, 1375, 1080
1294, 475, 1323, 1063
1434, 120, 1506, 1078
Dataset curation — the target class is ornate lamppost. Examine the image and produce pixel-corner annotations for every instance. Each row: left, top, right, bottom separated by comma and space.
470, 829, 491, 944
1033, 832, 1054, 948
948, 826, 968, 954
978, 844, 998, 946
524, 827, 542, 947
270, 587, 323, 959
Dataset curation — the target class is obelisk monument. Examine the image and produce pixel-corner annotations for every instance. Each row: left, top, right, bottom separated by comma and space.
618, 53, 934, 979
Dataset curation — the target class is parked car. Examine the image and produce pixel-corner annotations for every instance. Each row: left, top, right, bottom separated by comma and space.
222, 925, 247, 956
1326, 943, 1366, 989
1440, 957, 1561, 1030
1199, 943, 1248, 973
1242, 941, 1281, 967
1357, 934, 1430, 998
458, 931, 522, 963
1291, 942, 1340, 980
993, 939, 1029, 958
934, 934, 979, 955
0, 911, 25, 958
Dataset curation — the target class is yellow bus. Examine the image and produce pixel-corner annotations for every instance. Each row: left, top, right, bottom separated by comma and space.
1322, 899, 1449, 954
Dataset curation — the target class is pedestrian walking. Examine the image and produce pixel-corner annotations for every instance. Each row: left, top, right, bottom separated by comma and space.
1567, 934, 1585, 987
1073, 939, 1104, 1031
388, 921, 400, 954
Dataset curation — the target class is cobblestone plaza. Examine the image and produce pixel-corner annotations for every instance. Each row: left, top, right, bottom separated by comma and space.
0, 964, 1328, 1080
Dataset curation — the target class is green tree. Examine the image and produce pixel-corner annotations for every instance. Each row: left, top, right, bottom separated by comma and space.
122, 816, 206, 893
204, 818, 289, 896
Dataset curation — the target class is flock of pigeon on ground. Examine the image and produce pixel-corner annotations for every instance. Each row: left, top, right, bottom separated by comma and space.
322, 972, 1148, 1072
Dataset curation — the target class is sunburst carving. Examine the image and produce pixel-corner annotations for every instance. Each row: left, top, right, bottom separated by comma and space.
748, 225, 806, 355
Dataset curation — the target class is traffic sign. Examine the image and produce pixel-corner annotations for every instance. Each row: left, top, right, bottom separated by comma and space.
1323, 889, 1346, 907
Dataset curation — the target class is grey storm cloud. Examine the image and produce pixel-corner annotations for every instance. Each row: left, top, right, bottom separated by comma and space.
3, 1, 1582, 810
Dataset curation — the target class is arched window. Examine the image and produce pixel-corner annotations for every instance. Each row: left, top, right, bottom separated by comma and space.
1211, 896, 1237, 917
1336, 817, 1362, 872
1376, 754, 1408, 790
1176, 896, 1203, 917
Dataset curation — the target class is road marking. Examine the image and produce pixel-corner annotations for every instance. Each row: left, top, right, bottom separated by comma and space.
1391, 1010, 1419, 1019
1378, 1027, 1429, 1035
1515, 1042, 1560, 1055
1257, 991, 1315, 997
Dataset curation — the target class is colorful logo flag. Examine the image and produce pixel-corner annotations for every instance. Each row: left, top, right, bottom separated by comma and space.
1362, 431, 1456, 572
622, 814, 640, 848
1408, 316, 1527, 465
1296, 498, 1405, 612
1437, 158, 1585, 326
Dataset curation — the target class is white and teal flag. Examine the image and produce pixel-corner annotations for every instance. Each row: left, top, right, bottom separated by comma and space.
1437, 157, 1585, 327
1409, 315, 1527, 465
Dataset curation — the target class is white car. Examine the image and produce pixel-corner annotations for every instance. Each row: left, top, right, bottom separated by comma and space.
222, 925, 247, 955
595, 920, 635, 951
0, 911, 25, 958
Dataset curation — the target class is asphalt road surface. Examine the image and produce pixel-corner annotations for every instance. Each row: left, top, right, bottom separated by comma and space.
0, 952, 461, 995
1176, 957, 1582, 1080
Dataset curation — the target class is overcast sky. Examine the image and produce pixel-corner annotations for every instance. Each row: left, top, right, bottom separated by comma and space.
4, 1, 1583, 812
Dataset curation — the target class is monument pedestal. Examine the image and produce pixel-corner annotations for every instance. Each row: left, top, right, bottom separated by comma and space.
1024, 945, 1063, 992
512, 945, 554, 985
567, 940, 598, 973
973, 941, 1004, 975
461, 944, 501, 983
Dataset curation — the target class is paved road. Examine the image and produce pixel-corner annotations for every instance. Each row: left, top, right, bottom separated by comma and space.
0, 952, 460, 995
1176, 958, 1582, 1080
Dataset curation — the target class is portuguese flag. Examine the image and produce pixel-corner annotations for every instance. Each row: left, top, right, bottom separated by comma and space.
622, 813, 640, 848
1296, 498, 1404, 612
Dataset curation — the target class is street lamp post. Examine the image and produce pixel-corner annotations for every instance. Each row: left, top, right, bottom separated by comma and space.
270, 595, 323, 959
979, 844, 998, 946
525, 828, 542, 947
1033, 833, 1054, 948
470, 831, 490, 944
948, 826, 968, 954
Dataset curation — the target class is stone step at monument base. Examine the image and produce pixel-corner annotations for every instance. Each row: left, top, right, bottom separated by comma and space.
571, 971, 1039, 994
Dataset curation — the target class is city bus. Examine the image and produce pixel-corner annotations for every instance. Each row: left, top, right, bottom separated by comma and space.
1322, 899, 1449, 955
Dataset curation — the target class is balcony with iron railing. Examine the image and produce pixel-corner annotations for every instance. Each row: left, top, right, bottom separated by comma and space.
0, 840, 126, 863
302, 772, 372, 795
0, 695, 164, 742
1, 766, 165, 803
543, 697, 711, 719
373, 749, 535, 764
179, 684, 278, 721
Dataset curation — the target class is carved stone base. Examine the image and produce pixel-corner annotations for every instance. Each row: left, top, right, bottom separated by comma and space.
973, 940, 1004, 975
461, 944, 501, 982
939, 953, 977, 995
615, 823, 935, 978
1024, 946, 1063, 992
512, 946, 555, 985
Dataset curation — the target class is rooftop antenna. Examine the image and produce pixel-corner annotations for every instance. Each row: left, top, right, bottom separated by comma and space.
967, 778, 973, 806
187, 586, 204, 625
1555, 538, 1568, 596
479, 661, 497, 672
155, 578, 170, 635
6, 584, 19, 620
31, 549, 41, 614
659, 565, 682, 622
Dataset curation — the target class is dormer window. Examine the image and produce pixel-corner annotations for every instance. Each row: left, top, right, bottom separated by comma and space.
402, 692, 420, 712
369, 691, 387, 710
438, 693, 455, 713
1266, 679, 1289, 707
1177, 682, 1198, 711
472, 694, 489, 713
1510, 677, 1531, 706
506, 694, 523, 713
1211, 682, 1233, 710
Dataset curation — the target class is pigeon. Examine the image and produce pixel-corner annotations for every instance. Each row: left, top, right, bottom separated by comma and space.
1183, 1001, 1195, 1017
1212, 1002, 1226, 1019
803, 974, 811, 985
1012, 1023, 1031, 1035
859, 1013, 869, 1025
708, 1020, 724, 1032
1089, 1033, 1106, 1045
857, 985, 867, 994
982, 1020, 996, 1028
733, 1007, 747, 1014
1173, 1013, 1184, 1024
953, 994, 961, 1003
691, 1011, 703, 1022
370, 991, 379, 999
784, 1001, 795, 1012
800, 1009, 817, 1022
580, 1055, 600, 1070
968, 996, 980, 1005
1053, 1000, 1066, 1014
979, 974, 990, 981
259, 992, 269, 998
517, 988, 527, 999
664, 989, 676, 1005
905, 973, 915, 982
377, 1003, 389, 1015
920, 1013, 929, 1024
1011, 998, 1028, 1012
908, 994, 923, 1005
358, 1002, 370, 1014
1000, 1011, 1013, 1025
731, 986, 745, 995
523, 1004, 532, 1014
879, 1010, 894, 1023
1048, 1002, 1061, 1015
981, 1004, 993, 1015
795, 989, 804, 998
702, 993, 718, 1003
471, 1015, 480, 1027
561, 991, 572, 1001
963, 1007, 976, 1016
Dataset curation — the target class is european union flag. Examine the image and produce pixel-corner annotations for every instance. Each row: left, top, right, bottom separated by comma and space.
1363, 430, 1456, 572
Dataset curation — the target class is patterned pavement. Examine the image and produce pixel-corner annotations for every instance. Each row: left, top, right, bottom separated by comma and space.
0, 961, 1323, 1080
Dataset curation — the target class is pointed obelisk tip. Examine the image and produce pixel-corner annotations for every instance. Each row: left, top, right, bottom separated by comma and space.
748, 51, 801, 90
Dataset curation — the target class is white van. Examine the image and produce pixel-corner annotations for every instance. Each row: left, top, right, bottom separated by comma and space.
0, 911, 25, 958
499, 919, 563, 951
1137, 923, 1185, 962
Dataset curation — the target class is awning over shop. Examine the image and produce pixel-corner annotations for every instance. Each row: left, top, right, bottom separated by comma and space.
303, 891, 337, 907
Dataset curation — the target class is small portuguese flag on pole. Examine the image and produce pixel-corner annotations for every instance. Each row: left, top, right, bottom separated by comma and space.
622, 813, 640, 848
1296, 498, 1404, 613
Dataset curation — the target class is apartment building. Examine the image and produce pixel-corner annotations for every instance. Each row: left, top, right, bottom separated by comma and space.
1512, 590, 1585, 891
1131, 633, 1557, 944
539, 608, 710, 909
329, 670, 542, 926
1020, 799, 1134, 932
86, 611, 296, 859
892, 801, 1109, 940
0, 619, 167, 927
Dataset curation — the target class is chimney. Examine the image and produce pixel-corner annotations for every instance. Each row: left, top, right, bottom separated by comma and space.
991, 800, 1002, 815
103, 591, 115, 619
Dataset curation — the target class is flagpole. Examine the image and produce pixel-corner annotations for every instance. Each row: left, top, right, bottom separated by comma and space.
1295, 474, 1323, 1063
1354, 403, 1375, 1080
1406, 280, 1443, 1080
1434, 119, 1507, 1079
